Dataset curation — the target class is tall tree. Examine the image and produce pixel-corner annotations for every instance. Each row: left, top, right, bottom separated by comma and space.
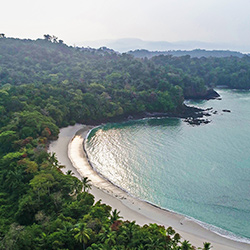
43, 34, 52, 41
81, 177, 92, 192
202, 242, 212, 250
74, 223, 91, 250
181, 240, 192, 250
110, 209, 123, 224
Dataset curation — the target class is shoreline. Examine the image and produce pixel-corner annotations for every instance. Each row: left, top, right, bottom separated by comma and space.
48, 124, 249, 250
81, 103, 211, 126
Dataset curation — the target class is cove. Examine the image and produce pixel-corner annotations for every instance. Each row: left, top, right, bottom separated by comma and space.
85, 89, 250, 243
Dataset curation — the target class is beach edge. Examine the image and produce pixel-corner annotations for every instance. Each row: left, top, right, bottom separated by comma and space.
48, 124, 249, 250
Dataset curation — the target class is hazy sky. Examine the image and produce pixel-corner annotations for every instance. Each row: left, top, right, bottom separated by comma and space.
2, 0, 250, 47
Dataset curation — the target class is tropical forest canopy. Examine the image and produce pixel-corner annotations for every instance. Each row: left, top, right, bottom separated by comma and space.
128, 49, 245, 59
0, 35, 247, 249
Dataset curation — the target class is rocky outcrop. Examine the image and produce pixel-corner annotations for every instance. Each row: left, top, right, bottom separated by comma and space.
185, 88, 220, 100
184, 117, 211, 125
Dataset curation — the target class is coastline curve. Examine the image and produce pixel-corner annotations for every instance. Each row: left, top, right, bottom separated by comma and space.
49, 124, 249, 250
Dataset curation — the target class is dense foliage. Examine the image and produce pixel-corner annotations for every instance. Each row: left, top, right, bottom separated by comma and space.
0, 37, 186, 127
129, 49, 245, 59
151, 54, 250, 89
1, 35, 247, 249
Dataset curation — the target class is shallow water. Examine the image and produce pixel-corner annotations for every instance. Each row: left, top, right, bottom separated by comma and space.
85, 89, 250, 242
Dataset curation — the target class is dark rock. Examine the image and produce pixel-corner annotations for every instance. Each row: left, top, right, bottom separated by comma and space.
184, 117, 211, 126
205, 89, 220, 100
204, 120, 210, 124
222, 109, 231, 113
185, 88, 220, 100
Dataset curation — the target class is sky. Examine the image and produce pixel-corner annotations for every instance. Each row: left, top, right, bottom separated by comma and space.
1, 0, 250, 50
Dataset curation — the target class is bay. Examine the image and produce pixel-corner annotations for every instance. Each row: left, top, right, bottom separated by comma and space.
85, 89, 250, 242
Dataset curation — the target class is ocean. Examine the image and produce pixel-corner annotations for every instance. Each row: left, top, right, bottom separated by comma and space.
85, 89, 250, 243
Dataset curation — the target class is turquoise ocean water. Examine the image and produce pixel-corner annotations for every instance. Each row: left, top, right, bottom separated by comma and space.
85, 89, 250, 243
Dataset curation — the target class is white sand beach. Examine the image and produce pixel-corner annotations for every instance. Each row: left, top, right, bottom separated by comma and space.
48, 124, 249, 250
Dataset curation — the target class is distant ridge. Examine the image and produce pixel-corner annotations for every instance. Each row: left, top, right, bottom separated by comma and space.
79, 38, 250, 54
128, 49, 245, 58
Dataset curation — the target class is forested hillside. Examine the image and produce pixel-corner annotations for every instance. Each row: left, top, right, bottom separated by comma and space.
129, 49, 245, 59
0, 37, 187, 126
151, 54, 250, 89
0, 36, 247, 249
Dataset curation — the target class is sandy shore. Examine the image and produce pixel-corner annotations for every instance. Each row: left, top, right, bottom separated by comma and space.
48, 124, 249, 250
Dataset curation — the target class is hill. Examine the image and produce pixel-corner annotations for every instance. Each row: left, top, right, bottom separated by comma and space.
1, 36, 250, 249
0, 36, 217, 249
79, 38, 250, 53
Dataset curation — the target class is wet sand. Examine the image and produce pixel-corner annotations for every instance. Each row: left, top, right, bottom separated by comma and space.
48, 124, 249, 250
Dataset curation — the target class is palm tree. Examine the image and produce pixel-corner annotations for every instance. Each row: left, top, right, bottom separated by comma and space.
145, 237, 165, 249
38, 232, 48, 248
173, 233, 181, 243
99, 225, 111, 243
74, 223, 91, 250
121, 221, 136, 245
81, 177, 92, 192
110, 209, 123, 224
69, 178, 83, 196
87, 243, 103, 250
48, 152, 58, 167
202, 242, 212, 250
66, 170, 74, 176
166, 226, 176, 236
104, 231, 116, 247
181, 240, 192, 250
44, 34, 52, 41
52, 35, 58, 43
48, 152, 64, 170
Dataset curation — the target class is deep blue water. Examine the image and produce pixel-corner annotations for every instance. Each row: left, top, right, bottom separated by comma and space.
85, 89, 250, 243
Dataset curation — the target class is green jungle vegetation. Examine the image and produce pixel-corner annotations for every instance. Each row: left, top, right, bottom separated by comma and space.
1, 34, 250, 249
129, 49, 245, 59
